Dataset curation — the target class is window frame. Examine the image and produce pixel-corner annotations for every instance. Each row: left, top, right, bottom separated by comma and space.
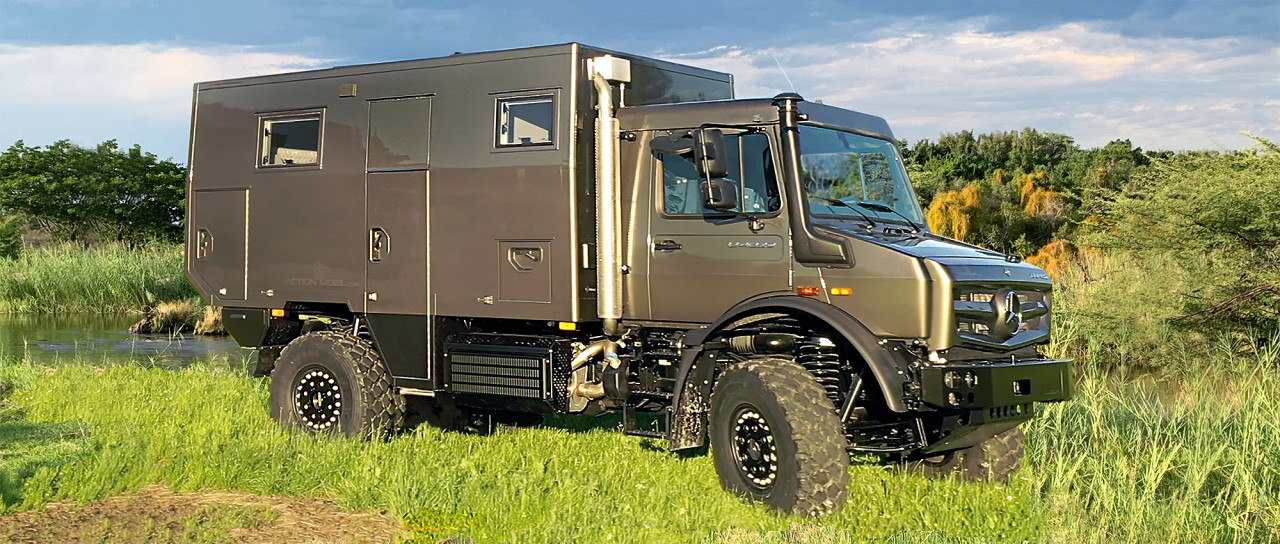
654, 127, 785, 220
256, 109, 325, 170
491, 89, 560, 152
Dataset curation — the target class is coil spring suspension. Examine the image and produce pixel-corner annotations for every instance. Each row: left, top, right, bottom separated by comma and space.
797, 336, 843, 406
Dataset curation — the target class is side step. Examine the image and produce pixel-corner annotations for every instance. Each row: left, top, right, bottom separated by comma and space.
622, 405, 666, 438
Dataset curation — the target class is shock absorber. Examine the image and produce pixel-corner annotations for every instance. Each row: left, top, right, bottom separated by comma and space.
797, 336, 843, 406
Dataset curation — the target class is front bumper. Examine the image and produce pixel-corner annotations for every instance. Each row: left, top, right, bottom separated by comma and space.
918, 358, 1074, 410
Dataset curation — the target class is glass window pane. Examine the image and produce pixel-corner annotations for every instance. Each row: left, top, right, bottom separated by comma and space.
660, 131, 780, 216
262, 116, 319, 166
368, 97, 431, 170
497, 96, 554, 146
737, 133, 780, 213
661, 153, 705, 215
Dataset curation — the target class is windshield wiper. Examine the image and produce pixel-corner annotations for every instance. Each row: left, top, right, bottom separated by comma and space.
813, 197, 877, 229
857, 202, 921, 234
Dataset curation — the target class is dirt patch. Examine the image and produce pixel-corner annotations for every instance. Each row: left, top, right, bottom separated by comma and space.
0, 484, 402, 543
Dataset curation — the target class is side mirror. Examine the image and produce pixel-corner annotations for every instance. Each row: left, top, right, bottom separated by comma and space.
701, 179, 738, 211
694, 128, 729, 179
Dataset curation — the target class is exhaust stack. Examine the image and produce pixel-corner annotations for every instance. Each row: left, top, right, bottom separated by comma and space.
588, 55, 630, 335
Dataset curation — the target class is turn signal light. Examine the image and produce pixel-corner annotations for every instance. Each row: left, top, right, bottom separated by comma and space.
796, 286, 821, 296
830, 287, 852, 296
269, 308, 285, 318
558, 321, 577, 331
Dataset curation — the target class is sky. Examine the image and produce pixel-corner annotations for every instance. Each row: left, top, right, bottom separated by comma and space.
1, 0, 1277, 162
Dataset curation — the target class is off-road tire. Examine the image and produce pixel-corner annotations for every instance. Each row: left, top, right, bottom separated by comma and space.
710, 357, 849, 516
912, 427, 1024, 481
268, 331, 403, 439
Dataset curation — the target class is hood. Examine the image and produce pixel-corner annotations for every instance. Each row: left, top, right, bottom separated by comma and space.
815, 222, 1005, 260
815, 222, 1053, 285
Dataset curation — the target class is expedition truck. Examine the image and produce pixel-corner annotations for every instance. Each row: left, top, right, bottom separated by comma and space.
185, 43, 1072, 515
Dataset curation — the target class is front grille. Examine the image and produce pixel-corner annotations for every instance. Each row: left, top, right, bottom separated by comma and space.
954, 285, 1051, 349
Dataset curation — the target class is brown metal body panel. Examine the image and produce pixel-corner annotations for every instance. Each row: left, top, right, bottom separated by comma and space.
815, 242, 932, 339
365, 171, 429, 314
189, 188, 248, 301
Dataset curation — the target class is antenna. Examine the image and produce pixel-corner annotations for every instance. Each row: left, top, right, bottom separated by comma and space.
771, 54, 797, 94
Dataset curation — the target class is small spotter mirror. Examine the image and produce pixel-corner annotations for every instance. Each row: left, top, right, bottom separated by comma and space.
694, 128, 728, 179
701, 178, 738, 211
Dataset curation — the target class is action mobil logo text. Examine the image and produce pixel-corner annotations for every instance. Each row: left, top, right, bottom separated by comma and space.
727, 241, 777, 249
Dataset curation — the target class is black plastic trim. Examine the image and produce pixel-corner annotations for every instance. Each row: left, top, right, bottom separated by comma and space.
365, 313, 429, 383
221, 308, 268, 347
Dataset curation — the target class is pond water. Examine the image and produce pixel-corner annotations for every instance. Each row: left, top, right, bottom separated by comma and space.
0, 313, 247, 368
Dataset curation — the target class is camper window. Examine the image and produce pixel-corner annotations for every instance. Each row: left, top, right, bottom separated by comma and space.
260, 113, 321, 167
496, 95, 554, 147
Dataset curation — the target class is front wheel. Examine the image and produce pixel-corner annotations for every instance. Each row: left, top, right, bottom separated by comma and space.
709, 357, 849, 516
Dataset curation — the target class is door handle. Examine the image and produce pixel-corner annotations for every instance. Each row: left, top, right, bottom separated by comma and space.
370, 227, 390, 262
653, 239, 683, 252
196, 229, 212, 260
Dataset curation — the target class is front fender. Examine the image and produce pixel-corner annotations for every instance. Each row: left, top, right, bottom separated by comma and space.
667, 296, 915, 450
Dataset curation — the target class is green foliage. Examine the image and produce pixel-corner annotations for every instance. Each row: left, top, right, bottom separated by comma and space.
0, 244, 196, 313
0, 140, 185, 247
1087, 139, 1280, 332
0, 217, 21, 261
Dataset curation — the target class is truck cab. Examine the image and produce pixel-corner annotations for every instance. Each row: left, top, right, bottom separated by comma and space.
186, 43, 1071, 516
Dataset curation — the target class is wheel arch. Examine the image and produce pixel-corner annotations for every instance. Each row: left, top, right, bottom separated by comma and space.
668, 295, 914, 450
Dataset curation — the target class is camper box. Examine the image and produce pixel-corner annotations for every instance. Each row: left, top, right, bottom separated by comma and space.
187, 44, 730, 385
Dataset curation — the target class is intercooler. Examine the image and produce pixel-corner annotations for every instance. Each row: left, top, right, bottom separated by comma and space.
443, 334, 574, 411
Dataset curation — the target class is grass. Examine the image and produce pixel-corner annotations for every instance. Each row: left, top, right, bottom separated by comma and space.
0, 358, 1041, 543
0, 349, 1275, 543
0, 243, 196, 313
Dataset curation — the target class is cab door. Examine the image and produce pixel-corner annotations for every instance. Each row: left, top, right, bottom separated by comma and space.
647, 129, 791, 323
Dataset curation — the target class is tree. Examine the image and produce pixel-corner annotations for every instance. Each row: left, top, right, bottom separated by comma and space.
1089, 139, 1280, 328
0, 140, 185, 247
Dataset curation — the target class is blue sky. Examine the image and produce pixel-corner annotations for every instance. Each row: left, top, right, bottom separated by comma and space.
1, 0, 1277, 162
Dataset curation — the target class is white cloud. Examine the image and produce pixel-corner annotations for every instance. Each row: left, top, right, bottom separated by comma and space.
0, 43, 328, 159
661, 23, 1280, 150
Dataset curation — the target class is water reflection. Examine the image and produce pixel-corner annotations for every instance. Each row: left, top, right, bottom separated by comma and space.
0, 313, 246, 368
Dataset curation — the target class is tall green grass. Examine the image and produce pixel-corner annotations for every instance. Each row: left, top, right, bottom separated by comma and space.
0, 244, 196, 313
1027, 363, 1279, 542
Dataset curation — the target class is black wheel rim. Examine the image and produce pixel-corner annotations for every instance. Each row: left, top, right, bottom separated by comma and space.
294, 365, 343, 431
731, 405, 779, 490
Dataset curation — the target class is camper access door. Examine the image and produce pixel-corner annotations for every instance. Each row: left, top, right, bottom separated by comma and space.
363, 95, 431, 315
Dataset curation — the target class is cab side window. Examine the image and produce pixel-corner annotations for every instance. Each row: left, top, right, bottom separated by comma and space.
660, 132, 780, 216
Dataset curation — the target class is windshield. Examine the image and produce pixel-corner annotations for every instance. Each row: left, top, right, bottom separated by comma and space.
798, 125, 925, 225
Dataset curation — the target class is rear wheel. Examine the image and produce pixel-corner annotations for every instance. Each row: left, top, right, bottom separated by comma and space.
709, 357, 848, 516
268, 331, 402, 439
911, 427, 1024, 481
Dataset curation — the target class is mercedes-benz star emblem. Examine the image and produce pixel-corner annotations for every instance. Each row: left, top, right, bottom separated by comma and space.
1004, 290, 1023, 331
